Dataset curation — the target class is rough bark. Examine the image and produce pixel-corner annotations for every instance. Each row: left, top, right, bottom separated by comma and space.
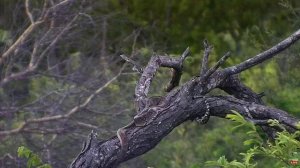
70, 29, 300, 168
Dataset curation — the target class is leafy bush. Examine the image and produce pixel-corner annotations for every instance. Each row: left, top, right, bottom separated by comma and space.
206, 111, 300, 168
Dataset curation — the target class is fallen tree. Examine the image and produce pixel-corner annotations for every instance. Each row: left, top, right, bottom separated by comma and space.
70, 29, 300, 168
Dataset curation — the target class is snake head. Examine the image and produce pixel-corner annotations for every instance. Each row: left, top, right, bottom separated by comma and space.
117, 128, 127, 148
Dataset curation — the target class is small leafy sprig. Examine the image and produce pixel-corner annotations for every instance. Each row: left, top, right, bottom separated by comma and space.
18, 146, 51, 168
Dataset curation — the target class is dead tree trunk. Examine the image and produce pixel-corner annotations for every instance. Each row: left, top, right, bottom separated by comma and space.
70, 29, 300, 168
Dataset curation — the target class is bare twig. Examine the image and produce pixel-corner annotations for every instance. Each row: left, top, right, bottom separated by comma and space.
79, 12, 96, 26
101, 17, 107, 57
33, 15, 78, 68
180, 47, 190, 62
0, 0, 74, 65
25, 0, 35, 24
200, 39, 213, 78
0, 21, 43, 65
76, 121, 99, 130
29, 42, 39, 68
120, 55, 143, 73
0, 65, 126, 136
202, 51, 231, 80
0, 15, 78, 87
224, 29, 300, 75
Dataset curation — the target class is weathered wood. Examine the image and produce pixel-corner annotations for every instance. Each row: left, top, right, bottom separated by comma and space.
70, 29, 300, 168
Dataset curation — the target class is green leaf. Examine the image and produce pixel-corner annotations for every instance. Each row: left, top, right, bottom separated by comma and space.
18, 146, 32, 158
17, 146, 51, 168
205, 156, 228, 166
230, 160, 246, 168
0, 29, 9, 43
296, 122, 300, 129
243, 139, 261, 146
218, 156, 229, 165
31, 154, 43, 166
17, 146, 25, 157
241, 147, 258, 165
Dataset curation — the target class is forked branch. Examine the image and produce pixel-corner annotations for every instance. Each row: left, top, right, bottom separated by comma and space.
71, 29, 300, 168
130, 48, 190, 112
165, 47, 190, 92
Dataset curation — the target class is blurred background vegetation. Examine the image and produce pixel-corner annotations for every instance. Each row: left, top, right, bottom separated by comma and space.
0, 0, 300, 167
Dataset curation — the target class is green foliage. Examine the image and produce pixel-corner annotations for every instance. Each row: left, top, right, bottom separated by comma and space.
206, 155, 256, 168
143, 119, 250, 168
227, 111, 263, 146
0, 28, 10, 44
206, 112, 300, 168
2, 0, 300, 167
18, 146, 52, 168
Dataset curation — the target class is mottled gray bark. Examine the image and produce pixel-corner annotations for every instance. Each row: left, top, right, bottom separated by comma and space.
70, 29, 300, 168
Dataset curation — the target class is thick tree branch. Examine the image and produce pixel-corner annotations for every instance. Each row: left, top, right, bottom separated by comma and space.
70, 94, 300, 168
219, 75, 264, 104
219, 75, 281, 138
71, 29, 300, 167
209, 96, 299, 130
